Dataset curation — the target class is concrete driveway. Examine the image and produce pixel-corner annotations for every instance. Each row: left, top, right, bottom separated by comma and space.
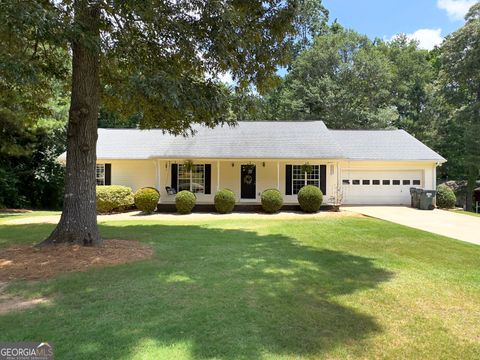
343, 206, 480, 245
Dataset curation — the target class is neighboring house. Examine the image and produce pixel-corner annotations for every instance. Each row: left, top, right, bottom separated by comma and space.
59, 121, 446, 205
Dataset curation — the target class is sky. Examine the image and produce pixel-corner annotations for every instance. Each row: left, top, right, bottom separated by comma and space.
323, 0, 477, 50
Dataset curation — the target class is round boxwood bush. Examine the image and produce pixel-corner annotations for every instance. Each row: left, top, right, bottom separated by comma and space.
297, 185, 323, 213
175, 190, 196, 214
214, 188, 236, 214
134, 187, 160, 213
96, 185, 134, 213
436, 184, 456, 209
261, 189, 283, 213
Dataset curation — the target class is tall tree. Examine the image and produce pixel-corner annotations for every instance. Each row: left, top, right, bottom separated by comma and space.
1, 0, 326, 245
0, 1, 68, 157
290, 0, 329, 57
266, 27, 396, 129
440, 2, 480, 211
377, 35, 438, 140
256, 27, 442, 147
0, 1, 69, 210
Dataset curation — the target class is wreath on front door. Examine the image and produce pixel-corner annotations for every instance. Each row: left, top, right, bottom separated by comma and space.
243, 174, 253, 185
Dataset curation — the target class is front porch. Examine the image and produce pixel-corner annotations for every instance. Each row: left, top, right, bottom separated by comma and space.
152, 159, 336, 206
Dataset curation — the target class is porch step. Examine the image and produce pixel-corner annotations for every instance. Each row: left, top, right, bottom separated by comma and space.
155, 203, 339, 213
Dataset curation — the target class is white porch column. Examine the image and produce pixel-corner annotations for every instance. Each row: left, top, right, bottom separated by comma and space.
277, 161, 280, 190
217, 160, 220, 191
153, 160, 159, 190
156, 159, 161, 190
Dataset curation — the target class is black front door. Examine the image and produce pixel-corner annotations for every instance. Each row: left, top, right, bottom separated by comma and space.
241, 164, 256, 199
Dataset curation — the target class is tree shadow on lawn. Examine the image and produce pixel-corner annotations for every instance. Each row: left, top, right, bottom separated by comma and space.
0, 223, 394, 359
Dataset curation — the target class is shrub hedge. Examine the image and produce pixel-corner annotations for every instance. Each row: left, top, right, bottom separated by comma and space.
436, 184, 456, 209
96, 185, 134, 213
261, 189, 283, 213
297, 185, 323, 213
134, 187, 160, 213
175, 190, 196, 214
214, 189, 236, 214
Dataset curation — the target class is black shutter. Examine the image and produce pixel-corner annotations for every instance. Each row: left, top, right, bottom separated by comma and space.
171, 164, 178, 190
204, 164, 211, 194
105, 164, 111, 185
320, 165, 326, 195
285, 165, 292, 195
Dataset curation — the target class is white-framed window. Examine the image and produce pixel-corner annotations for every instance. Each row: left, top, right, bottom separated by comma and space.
178, 164, 205, 194
96, 164, 105, 185
292, 165, 320, 195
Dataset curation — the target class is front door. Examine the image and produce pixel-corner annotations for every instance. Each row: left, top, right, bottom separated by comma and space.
241, 164, 256, 199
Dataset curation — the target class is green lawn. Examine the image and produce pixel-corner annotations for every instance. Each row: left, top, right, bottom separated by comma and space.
0, 210, 60, 223
0, 214, 479, 359
449, 209, 480, 218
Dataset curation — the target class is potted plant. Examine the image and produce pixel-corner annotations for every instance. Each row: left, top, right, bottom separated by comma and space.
183, 160, 194, 173
301, 163, 313, 174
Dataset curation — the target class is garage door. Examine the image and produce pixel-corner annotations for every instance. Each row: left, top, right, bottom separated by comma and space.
341, 170, 423, 205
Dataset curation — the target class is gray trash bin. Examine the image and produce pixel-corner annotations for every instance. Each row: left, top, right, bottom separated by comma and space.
419, 190, 436, 210
410, 188, 419, 208
410, 188, 422, 208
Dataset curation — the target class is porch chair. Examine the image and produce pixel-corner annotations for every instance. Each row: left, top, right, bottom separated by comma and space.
165, 186, 177, 196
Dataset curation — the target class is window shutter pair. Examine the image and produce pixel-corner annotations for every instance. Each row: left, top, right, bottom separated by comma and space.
105, 164, 111, 185
171, 164, 178, 191
285, 165, 293, 195
320, 165, 326, 195
204, 164, 211, 194
171, 163, 211, 194
285, 164, 326, 195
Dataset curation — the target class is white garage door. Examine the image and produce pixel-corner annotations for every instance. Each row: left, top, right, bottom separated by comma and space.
341, 170, 423, 205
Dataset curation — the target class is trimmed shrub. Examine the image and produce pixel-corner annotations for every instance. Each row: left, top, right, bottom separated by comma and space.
134, 187, 160, 213
297, 185, 323, 213
436, 184, 456, 209
214, 188, 236, 214
96, 185, 134, 213
261, 189, 283, 213
175, 190, 196, 214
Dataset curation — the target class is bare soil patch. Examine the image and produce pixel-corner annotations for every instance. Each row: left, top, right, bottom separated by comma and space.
0, 281, 50, 315
0, 239, 154, 281
0, 294, 50, 315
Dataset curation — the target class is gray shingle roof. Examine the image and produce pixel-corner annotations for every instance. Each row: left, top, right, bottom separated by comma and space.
91, 121, 344, 160
58, 121, 446, 162
330, 129, 446, 161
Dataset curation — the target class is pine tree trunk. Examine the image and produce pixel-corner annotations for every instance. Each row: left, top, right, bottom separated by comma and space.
39, 1, 101, 246
466, 87, 480, 212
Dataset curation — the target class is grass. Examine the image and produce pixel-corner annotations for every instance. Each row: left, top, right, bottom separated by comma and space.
449, 209, 480, 218
0, 213, 479, 359
0, 210, 60, 223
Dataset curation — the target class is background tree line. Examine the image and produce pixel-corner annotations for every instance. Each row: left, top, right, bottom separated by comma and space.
1, 1, 478, 211
233, 6, 480, 210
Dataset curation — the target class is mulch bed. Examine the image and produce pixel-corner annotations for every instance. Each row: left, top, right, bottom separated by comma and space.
0, 240, 154, 281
